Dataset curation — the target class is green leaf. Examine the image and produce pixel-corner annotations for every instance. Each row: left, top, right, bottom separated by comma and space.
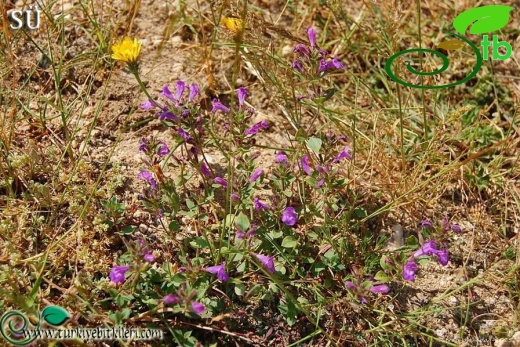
278, 300, 298, 326
41, 306, 70, 326
185, 199, 196, 210
297, 297, 309, 305
311, 262, 326, 275
119, 225, 136, 235
453, 5, 513, 35
236, 261, 246, 273
234, 283, 246, 296
374, 270, 389, 283
324, 88, 337, 102
224, 214, 236, 228
353, 207, 367, 219
189, 237, 209, 249
281, 236, 298, 248
276, 264, 286, 275
172, 273, 185, 286
406, 235, 419, 247
379, 255, 389, 270
268, 229, 283, 239
169, 221, 180, 232
306, 137, 322, 155
307, 231, 319, 240
235, 213, 250, 232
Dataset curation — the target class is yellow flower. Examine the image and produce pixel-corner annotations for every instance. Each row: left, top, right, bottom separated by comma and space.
220, 17, 245, 33
111, 37, 141, 64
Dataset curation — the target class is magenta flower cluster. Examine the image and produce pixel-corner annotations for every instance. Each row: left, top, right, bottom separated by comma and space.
109, 265, 130, 284
210, 87, 269, 137
292, 28, 345, 75
163, 294, 205, 315
204, 262, 229, 282
139, 137, 170, 157
299, 145, 352, 188
140, 80, 206, 155
255, 253, 276, 273
422, 217, 462, 234
345, 278, 389, 304
403, 240, 449, 281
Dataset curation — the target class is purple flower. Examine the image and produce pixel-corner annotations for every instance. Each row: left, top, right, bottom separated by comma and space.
214, 177, 228, 188
245, 120, 269, 136
301, 155, 312, 175
421, 220, 432, 228
345, 281, 357, 290
160, 85, 175, 101
319, 49, 328, 57
200, 162, 211, 177
413, 240, 438, 258
189, 83, 199, 102
327, 57, 345, 69
140, 99, 155, 110
175, 80, 186, 101
143, 250, 155, 263
255, 254, 275, 273
163, 294, 181, 305
246, 225, 258, 238
403, 261, 418, 282
345, 280, 390, 303
274, 151, 288, 165
317, 59, 328, 73
369, 284, 390, 294
191, 301, 205, 315
237, 87, 248, 107
138, 138, 148, 152
293, 43, 310, 56
281, 207, 298, 226
317, 178, 325, 188
137, 171, 157, 190
178, 128, 191, 141
249, 168, 264, 183
230, 193, 240, 202
292, 60, 304, 72
236, 231, 245, 239
333, 145, 352, 163
109, 265, 130, 284
211, 98, 229, 113
451, 224, 461, 234
307, 27, 317, 47
436, 248, 449, 266
181, 109, 190, 118
253, 196, 270, 210
315, 165, 327, 174
205, 262, 229, 282
157, 142, 170, 156
158, 108, 179, 121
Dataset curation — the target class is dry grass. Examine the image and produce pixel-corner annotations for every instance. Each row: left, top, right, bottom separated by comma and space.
0, 0, 519, 346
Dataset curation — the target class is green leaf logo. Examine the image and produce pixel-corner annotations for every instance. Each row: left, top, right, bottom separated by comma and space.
41, 306, 70, 326
453, 5, 514, 35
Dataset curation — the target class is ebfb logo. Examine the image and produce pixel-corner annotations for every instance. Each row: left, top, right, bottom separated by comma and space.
1, 306, 70, 345
385, 5, 514, 89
